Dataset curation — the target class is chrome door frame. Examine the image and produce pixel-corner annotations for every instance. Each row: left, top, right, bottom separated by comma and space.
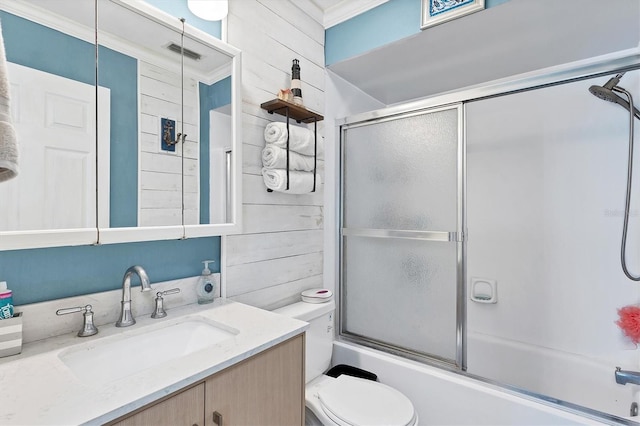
338, 103, 466, 370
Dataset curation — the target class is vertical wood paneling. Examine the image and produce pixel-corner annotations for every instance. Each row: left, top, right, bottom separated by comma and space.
226, 1, 325, 308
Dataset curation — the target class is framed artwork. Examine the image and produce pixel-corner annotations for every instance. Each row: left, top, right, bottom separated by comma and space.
421, 0, 485, 29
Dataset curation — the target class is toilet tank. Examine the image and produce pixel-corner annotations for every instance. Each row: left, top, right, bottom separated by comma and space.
274, 300, 335, 383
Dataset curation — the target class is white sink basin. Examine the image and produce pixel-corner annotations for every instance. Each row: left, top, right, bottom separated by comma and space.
59, 318, 237, 383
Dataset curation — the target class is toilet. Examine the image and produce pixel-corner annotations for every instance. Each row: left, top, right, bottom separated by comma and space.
274, 291, 418, 426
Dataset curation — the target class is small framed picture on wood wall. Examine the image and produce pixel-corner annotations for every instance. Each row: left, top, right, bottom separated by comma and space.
421, 0, 485, 30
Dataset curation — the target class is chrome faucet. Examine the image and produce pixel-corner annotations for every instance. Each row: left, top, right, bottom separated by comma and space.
615, 367, 640, 385
116, 265, 152, 327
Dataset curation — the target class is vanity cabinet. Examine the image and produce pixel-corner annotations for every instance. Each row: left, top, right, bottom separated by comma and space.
110, 334, 304, 426
111, 384, 205, 426
205, 333, 304, 426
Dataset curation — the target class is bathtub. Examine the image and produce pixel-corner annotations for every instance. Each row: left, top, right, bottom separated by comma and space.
466, 331, 639, 421
332, 341, 634, 425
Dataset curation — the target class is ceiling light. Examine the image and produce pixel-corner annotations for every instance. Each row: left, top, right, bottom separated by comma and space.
187, 0, 228, 21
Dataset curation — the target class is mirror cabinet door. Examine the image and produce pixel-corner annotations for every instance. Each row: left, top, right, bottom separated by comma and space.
96, 0, 241, 244
182, 30, 242, 239
96, 0, 184, 243
0, 0, 241, 250
0, 0, 99, 249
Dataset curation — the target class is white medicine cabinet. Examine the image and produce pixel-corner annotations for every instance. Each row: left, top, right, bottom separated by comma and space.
0, 0, 242, 250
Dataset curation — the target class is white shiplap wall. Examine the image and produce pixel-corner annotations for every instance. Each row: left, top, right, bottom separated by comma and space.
225, 0, 326, 310
138, 61, 200, 226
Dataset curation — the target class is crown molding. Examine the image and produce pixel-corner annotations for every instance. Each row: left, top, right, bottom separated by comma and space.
324, 0, 389, 29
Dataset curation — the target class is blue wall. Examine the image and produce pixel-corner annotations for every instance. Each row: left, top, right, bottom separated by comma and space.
98, 46, 139, 228
0, 239, 220, 305
0, 9, 221, 305
0, 11, 94, 84
325, 0, 512, 65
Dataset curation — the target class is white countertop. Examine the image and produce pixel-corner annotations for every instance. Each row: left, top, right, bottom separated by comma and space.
0, 299, 308, 425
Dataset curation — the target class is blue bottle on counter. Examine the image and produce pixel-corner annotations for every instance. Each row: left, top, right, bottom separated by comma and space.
0, 281, 14, 319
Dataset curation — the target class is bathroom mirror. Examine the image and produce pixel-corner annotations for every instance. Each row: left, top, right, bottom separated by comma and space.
0, 0, 242, 249
96, 0, 242, 244
0, 0, 99, 249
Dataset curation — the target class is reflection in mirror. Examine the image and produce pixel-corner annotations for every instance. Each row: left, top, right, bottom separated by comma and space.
0, 0, 240, 249
208, 104, 232, 224
96, 0, 234, 235
0, 1, 99, 238
199, 69, 232, 225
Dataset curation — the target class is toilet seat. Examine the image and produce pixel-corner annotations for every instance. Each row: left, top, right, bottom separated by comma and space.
316, 375, 417, 426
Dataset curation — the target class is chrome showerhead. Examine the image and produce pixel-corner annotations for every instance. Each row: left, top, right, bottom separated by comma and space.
589, 73, 640, 120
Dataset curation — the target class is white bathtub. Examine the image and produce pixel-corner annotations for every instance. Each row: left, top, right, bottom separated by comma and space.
332, 341, 633, 425
466, 331, 640, 421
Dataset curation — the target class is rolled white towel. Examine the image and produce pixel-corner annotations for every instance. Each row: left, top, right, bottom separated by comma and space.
263, 122, 324, 158
262, 168, 321, 194
262, 144, 316, 171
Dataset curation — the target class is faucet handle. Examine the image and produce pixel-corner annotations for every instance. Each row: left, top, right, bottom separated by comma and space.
56, 304, 99, 337
151, 288, 181, 319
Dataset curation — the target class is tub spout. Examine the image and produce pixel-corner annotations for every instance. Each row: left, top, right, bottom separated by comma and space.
615, 367, 640, 385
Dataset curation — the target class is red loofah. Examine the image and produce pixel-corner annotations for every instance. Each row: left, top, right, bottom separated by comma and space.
616, 305, 640, 344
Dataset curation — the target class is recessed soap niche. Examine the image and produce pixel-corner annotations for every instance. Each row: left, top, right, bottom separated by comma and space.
469, 277, 497, 304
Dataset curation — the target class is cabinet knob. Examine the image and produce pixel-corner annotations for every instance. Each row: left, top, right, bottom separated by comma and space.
212, 411, 223, 426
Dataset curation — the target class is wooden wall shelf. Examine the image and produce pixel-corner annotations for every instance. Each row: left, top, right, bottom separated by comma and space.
260, 99, 324, 123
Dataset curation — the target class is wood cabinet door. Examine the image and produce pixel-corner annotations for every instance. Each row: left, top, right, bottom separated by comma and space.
111, 383, 205, 426
205, 335, 305, 426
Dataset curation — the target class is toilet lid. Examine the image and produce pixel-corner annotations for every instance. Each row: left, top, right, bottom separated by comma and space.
317, 375, 416, 426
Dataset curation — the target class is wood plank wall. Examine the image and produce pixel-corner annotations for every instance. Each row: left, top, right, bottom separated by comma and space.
139, 61, 200, 227
226, 0, 326, 310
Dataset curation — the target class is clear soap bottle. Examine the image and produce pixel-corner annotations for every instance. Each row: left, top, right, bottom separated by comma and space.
196, 260, 216, 304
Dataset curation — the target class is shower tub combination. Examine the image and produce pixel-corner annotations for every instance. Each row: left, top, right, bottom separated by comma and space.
333, 341, 635, 425
336, 55, 640, 424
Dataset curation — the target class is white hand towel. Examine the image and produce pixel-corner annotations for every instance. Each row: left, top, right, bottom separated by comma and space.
0, 121, 18, 182
262, 144, 316, 171
263, 122, 324, 158
0, 21, 18, 183
262, 168, 321, 194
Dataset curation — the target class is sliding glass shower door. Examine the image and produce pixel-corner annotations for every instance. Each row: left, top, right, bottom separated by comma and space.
340, 105, 465, 367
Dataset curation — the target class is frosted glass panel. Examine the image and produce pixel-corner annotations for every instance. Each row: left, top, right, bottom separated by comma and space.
343, 108, 458, 231
343, 236, 458, 361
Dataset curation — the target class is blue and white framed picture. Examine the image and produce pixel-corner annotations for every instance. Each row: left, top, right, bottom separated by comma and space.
421, 0, 485, 29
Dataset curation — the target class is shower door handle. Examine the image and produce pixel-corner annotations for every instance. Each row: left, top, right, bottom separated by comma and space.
342, 228, 464, 242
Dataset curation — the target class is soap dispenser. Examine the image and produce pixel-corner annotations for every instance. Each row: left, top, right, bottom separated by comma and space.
196, 260, 216, 304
